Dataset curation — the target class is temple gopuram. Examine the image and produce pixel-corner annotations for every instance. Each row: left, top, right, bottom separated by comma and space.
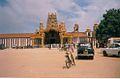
0, 13, 98, 48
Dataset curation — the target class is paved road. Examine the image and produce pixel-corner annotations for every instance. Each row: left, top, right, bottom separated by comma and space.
0, 48, 120, 78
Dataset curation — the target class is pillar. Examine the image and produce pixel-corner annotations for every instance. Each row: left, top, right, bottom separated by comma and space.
9, 38, 11, 48
30, 39, 32, 46
2, 39, 4, 45
61, 37, 63, 45
77, 37, 79, 44
32, 38, 34, 48
69, 36, 72, 44
0, 39, 1, 44
11, 39, 13, 48
5, 39, 6, 47
41, 37, 44, 48
26, 38, 27, 46
41, 33, 44, 48
13, 39, 15, 47
18, 38, 20, 47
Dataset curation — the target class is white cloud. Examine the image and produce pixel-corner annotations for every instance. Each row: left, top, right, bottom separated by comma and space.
0, 0, 120, 33
64, 0, 120, 31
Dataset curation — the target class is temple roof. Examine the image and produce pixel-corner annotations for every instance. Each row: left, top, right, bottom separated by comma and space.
66, 32, 87, 37
0, 33, 34, 38
0, 32, 87, 38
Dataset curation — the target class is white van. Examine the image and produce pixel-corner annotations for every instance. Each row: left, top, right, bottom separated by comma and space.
107, 37, 120, 47
101, 37, 120, 57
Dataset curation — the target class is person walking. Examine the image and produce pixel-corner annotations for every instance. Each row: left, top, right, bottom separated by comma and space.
69, 45, 76, 66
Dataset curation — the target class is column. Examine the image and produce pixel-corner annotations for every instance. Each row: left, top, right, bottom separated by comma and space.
28, 38, 30, 46
11, 39, 13, 48
27, 38, 29, 46
12, 38, 14, 47
70, 36, 72, 44
21, 38, 22, 47
23, 38, 25, 47
1, 39, 3, 44
0, 39, 1, 44
59, 33, 63, 46
41, 37, 44, 48
13, 38, 15, 47
26, 38, 27, 46
32, 38, 34, 47
88, 37, 89, 42
94, 38, 96, 47
3, 39, 4, 45
19, 38, 21, 47
41, 33, 44, 48
30, 39, 32, 46
9, 38, 11, 48
4, 39, 5, 47
61, 37, 63, 45
15, 38, 17, 47
3, 38, 6, 47
77, 37, 79, 43
6, 39, 8, 47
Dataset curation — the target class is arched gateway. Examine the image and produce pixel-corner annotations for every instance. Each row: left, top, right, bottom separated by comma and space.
44, 30, 60, 44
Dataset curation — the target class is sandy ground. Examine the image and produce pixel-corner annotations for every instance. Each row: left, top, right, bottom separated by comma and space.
0, 48, 120, 78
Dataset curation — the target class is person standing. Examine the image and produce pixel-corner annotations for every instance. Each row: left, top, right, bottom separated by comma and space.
49, 44, 51, 49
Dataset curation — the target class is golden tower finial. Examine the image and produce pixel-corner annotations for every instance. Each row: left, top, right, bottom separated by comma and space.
48, 12, 51, 15
87, 26, 90, 29
75, 21, 78, 24
40, 20, 43, 24
39, 20, 44, 30
35, 28, 39, 34
86, 26, 91, 32
54, 12, 57, 15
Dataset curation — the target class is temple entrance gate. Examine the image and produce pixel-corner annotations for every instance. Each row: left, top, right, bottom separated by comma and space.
44, 30, 60, 44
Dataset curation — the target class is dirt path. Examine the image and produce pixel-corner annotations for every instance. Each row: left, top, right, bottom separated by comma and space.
0, 48, 120, 78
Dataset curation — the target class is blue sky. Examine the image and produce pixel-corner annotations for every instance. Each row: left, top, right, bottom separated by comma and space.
0, 0, 8, 7
0, 0, 120, 33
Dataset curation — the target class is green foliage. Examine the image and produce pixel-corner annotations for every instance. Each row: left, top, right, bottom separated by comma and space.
96, 8, 120, 44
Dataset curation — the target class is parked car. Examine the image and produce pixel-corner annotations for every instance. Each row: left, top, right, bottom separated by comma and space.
77, 43, 94, 59
101, 44, 120, 57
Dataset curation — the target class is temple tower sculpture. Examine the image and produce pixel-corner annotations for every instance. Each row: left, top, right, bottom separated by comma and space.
93, 24, 98, 31
39, 21, 45, 47
85, 26, 93, 43
59, 22, 66, 45
93, 24, 99, 47
46, 12, 58, 31
74, 24, 79, 32
44, 12, 60, 44
73, 23, 79, 44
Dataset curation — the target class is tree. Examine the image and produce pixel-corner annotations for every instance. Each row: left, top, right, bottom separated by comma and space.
96, 8, 120, 47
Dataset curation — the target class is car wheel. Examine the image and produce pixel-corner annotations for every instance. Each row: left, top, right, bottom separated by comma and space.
90, 56, 94, 60
118, 52, 120, 57
103, 51, 108, 56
